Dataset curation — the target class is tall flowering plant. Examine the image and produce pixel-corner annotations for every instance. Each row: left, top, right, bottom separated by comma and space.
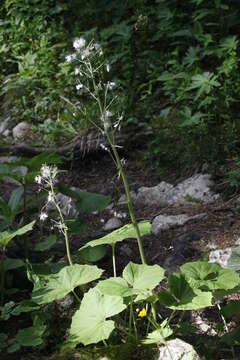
65, 37, 146, 264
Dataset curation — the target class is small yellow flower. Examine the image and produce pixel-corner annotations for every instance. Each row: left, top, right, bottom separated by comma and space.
138, 308, 147, 318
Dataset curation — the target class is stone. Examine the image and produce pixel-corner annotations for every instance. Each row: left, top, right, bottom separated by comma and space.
163, 251, 185, 273
158, 338, 200, 360
168, 174, 219, 205
136, 182, 173, 206
12, 121, 31, 140
55, 294, 74, 318
120, 243, 133, 257
3, 129, 10, 137
152, 213, 206, 236
0, 116, 10, 134
193, 315, 217, 335
46, 193, 79, 218
209, 248, 232, 268
0, 157, 28, 185
103, 217, 122, 231
130, 174, 219, 207
0, 156, 19, 164
118, 191, 137, 203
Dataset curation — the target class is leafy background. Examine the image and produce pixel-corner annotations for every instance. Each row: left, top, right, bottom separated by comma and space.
1, 0, 240, 182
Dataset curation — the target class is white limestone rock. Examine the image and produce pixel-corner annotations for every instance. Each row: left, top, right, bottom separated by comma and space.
118, 191, 137, 204
103, 217, 122, 231
0, 156, 19, 164
136, 182, 173, 206
126, 174, 219, 207
168, 174, 219, 205
0, 116, 10, 135
209, 248, 232, 268
12, 121, 31, 140
158, 338, 200, 360
152, 213, 206, 236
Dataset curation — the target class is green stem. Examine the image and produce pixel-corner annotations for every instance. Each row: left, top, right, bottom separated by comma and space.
129, 302, 133, 338
151, 302, 157, 322
50, 181, 73, 266
107, 133, 146, 264
167, 310, 176, 326
132, 303, 138, 341
72, 289, 81, 303
88, 61, 146, 265
112, 243, 117, 277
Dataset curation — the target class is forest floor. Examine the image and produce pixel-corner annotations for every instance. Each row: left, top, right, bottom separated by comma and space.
2, 148, 240, 359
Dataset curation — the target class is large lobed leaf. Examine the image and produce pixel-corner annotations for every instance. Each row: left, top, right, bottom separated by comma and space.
32, 264, 103, 304
97, 262, 165, 302
69, 288, 126, 346
158, 273, 212, 310
79, 221, 151, 250
181, 261, 240, 291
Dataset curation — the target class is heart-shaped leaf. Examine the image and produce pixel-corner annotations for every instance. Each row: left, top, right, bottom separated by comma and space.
181, 261, 240, 291
69, 288, 126, 346
158, 273, 212, 310
97, 277, 135, 298
77, 245, 107, 263
34, 235, 56, 252
32, 264, 103, 304
123, 262, 165, 291
3, 258, 25, 271
97, 262, 165, 301
221, 300, 240, 319
79, 221, 151, 250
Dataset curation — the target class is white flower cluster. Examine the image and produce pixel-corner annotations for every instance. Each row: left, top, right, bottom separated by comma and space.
35, 164, 58, 186
65, 36, 122, 134
65, 37, 103, 64
35, 165, 58, 222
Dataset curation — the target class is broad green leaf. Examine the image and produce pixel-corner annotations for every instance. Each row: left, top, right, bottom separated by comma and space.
14, 325, 46, 347
8, 186, 24, 212
77, 245, 107, 263
181, 261, 240, 291
3, 258, 25, 271
35, 235, 56, 252
58, 184, 111, 214
32, 264, 103, 304
0, 220, 35, 248
0, 301, 15, 320
97, 277, 135, 298
98, 263, 165, 301
142, 320, 173, 344
220, 326, 240, 346
69, 288, 126, 346
123, 262, 165, 291
66, 219, 87, 235
221, 300, 240, 319
214, 285, 240, 301
11, 300, 40, 316
0, 196, 11, 218
79, 221, 151, 250
22, 152, 63, 170
158, 273, 212, 310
